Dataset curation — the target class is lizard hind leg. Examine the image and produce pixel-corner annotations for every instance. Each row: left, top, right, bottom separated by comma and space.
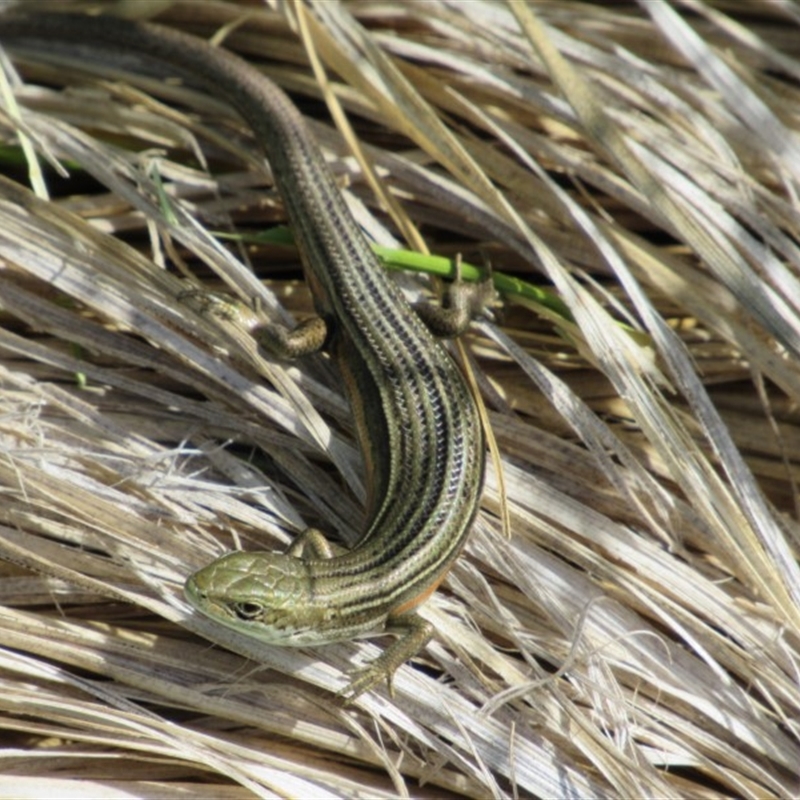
413, 254, 495, 337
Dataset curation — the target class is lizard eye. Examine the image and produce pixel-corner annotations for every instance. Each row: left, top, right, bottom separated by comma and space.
233, 601, 263, 620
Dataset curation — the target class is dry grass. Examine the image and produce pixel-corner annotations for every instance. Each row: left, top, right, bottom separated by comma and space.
0, 0, 799, 796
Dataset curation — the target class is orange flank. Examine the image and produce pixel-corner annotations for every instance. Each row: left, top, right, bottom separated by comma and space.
391, 569, 449, 616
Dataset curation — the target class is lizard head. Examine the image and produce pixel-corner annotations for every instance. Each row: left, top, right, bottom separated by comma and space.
184, 551, 329, 645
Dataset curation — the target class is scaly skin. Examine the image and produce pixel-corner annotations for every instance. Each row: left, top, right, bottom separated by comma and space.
0, 12, 486, 698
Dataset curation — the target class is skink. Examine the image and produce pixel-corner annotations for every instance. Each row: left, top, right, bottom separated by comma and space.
0, 12, 486, 698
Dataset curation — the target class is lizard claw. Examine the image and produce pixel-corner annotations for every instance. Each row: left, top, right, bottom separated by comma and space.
336, 663, 395, 704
